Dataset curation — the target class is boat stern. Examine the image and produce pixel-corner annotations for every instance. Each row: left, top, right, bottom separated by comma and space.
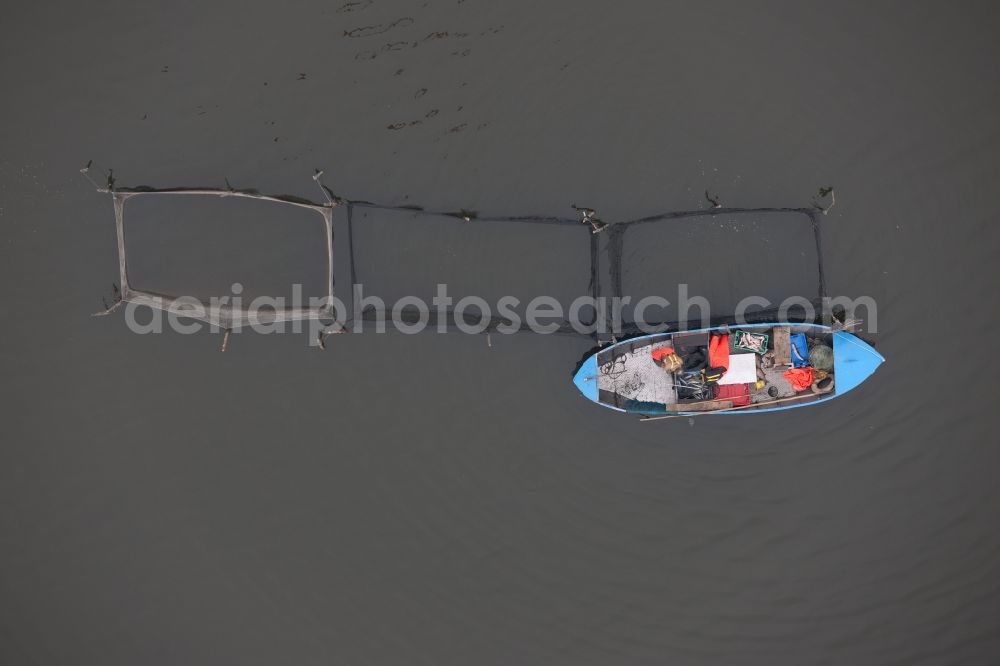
832, 331, 885, 395
573, 354, 600, 403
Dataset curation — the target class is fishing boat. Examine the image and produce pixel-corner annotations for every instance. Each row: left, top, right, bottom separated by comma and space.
572, 323, 883, 419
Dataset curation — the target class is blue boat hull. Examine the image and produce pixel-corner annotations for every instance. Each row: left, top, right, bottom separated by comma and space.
573, 323, 883, 416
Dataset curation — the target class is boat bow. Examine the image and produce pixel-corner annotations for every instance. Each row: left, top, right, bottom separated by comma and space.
832, 331, 885, 395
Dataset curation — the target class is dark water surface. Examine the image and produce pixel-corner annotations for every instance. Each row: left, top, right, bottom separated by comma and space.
3, 2, 1000, 664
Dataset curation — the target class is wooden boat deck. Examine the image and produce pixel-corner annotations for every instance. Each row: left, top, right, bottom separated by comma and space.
593, 325, 836, 414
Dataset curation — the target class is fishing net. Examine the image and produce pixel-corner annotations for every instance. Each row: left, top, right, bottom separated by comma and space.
97, 187, 336, 329
600, 208, 827, 336
86, 169, 829, 344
